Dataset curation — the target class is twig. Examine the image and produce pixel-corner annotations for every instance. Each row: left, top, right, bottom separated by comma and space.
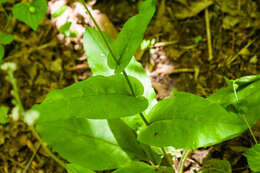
227, 39, 255, 65
205, 8, 213, 61
162, 148, 176, 172
177, 149, 192, 173
22, 143, 41, 173
232, 82, 258, 144
5, 65, 68, 171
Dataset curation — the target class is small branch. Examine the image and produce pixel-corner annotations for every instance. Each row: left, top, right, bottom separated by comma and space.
227, 39, 255, 65
232, 83, 258, 144
177, 149, 192, 173
162, 148, 176, 173
22, 143, 41, 173
4, 65, 68, 171
205, 8, 213, 61
30, 126, 68, 169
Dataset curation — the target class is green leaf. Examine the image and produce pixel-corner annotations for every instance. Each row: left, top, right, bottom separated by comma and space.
83, 28, 157, 130
108, 0, 156, 73
51, 5, 68, 18
83, 27, 114, 76
67, 163, 95, 173
0, 33, 14, 45
0, 0, 8, 3
0, 45, 4, 63
199, 159, 232, 173
59, 22, 72, 35
36, 118, 132, 171
112, 162, 157, 173
138, 92, 250, 149
12, 0, 47, 30
243, 144, 260, 172
208, 75, 260, 126
33, 74, 148, 122
107, 119, 162, 165
108, 119, 149, 161
0, 106, 9, 125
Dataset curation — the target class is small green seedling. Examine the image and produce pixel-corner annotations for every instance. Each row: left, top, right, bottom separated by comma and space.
58, 21, 78, 38
12, 0, 47, 30
0, 33, 14, 64
0, 106, 9, 125
51, 5, 68, 18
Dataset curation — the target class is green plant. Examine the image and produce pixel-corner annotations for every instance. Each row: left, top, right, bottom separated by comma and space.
0, 33, 14, 64
1, 0, 260, 172
0, 0, 47, 64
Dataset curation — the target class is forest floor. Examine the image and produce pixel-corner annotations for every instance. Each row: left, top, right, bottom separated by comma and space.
0, 0, 260, 172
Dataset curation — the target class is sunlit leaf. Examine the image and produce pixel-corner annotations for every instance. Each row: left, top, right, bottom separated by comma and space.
0, 33, 14, 45
138, 92, 250, 149
37, 118, 132, 171
33, 74, 148, 122
51, 5, 68, 18
112, 162, 157, 173
12, 0, 47, 30
208, 75, 260, 126
243, 144, 260, 172
0, 106, 9, 125
83, 28, 156, 131
67, 163, 95, 173
107, 0, 156, 73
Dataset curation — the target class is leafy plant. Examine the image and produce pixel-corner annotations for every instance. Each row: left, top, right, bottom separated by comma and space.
1, 0, 260, 172
0, 33, 14, 64
58, 21, 78, 38
243, 144, 260, 172
12, 0, 47, 30
0, 106, 9, 124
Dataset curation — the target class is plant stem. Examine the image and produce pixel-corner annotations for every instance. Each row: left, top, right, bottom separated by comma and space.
162, 148, 176, 172
6, 67, 68, 171
177, 149, 192, 173
205, 8, 213, 61
22, 143, 41, 173
232, 83, 258, 144
79, 0, 174, 168
30, 126, 68, 169
80, 0, 151, 127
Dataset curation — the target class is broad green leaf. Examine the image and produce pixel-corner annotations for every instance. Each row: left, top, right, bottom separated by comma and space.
243, 144, 260, 172
199, 159, 232, 173
0, 33, 14, 45
12, 0, 47, 30
138, 92, 250, 149
83, 27, 114, 76
67, 163, 95, 173
107, 0, 156, 73
112, 162, 157, 173
36, 118, 132, 171
208, 75, 260, 126
0, 106, 9, 124
0, 0, 8, 3
0, 45, 4, 63
51, 5, 68, 18
83, 28, 157, 130
33, 74, 148, 122
108, 119, 149, 161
